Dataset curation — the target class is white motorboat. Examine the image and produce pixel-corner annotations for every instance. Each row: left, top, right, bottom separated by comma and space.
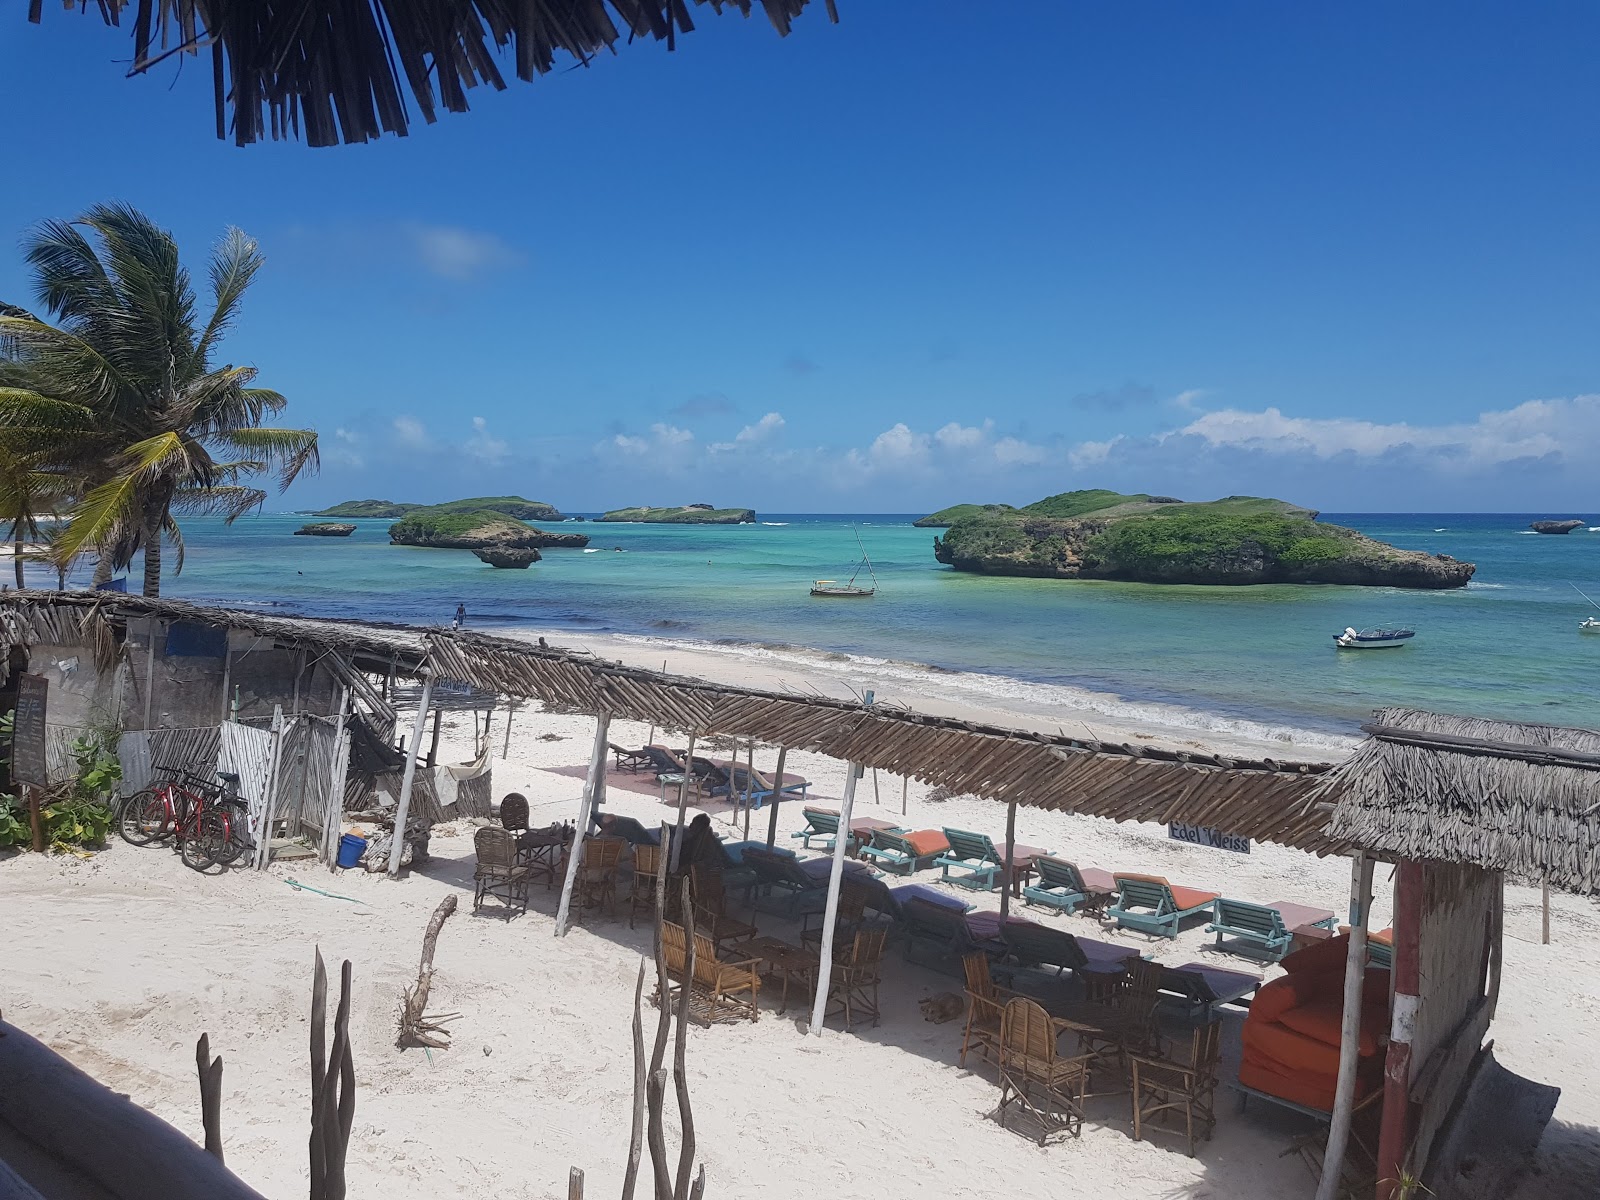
1334, 626, 1415, 650
1582, 617, 1600, 633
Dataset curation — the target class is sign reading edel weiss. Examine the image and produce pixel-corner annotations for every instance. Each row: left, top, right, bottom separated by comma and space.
1168, 822, 1251, 854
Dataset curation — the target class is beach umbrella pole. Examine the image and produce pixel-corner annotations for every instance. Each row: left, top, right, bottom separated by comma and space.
555, 711, 612, 935
809, 760, 860, 1036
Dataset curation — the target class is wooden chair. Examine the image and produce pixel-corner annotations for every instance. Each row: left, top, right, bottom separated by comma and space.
800, 874, 874, 948
822, 927, 889, 1030
1077, 956, 1164, 1092
629, 843, 664, 929
689, 865, 758, 950
574, 836, 626, 918
660, 921, 761, 1024
994, 998, 1092, 1144
1129, 1020, 1223, 1155
472, 827, 531, 917
498, 793, 529, 833
960, 951, 1018, 1068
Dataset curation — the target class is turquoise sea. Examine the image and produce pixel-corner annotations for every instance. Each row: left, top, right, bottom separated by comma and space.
70, 512, 1600, 741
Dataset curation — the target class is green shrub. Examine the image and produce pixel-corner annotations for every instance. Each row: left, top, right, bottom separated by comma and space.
1086, 513, 1346, 571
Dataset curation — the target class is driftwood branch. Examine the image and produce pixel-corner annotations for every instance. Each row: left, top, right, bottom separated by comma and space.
194, 1033, 224, 1163
671, 879, 697, 1200
309, 950, 356, 1200
398, 894, 460, 1048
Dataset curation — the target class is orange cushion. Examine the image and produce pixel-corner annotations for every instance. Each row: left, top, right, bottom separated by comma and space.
1115, 872, 1169, 887
1249, 976, 1303, 1026
1170, 885, 1221, 911
904, 829, 950, 856
1279, 998, 1382, 1056
1281, 931, 1357, 977
1370, 927, 1394, 946
1243, 1021, 1344, 1078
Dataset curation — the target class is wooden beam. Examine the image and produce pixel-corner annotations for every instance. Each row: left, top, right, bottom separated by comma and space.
555, 712, 611, 936
764, 747, 788, 849
668, 732, 697, 874
1000, 797, 1017, 920
809, 759, 860, 1036
1377, 859, 1424, 1199
387, 674, 433, 878
1316, 851, 1374, 1200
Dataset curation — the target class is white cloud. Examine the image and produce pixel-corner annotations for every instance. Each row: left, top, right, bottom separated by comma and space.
1170, 389, 1209, 411
612, 434, 650, 455
868, 423, 932, 464
994, 436, 1049, 466
326, 426, 363, 468
736, 412, 785, 444
934, 421, 991, 451
1067, 435, 1123, 469
466, 416, 509, 465
402, 223, 522, 281
392, 415, 428, 448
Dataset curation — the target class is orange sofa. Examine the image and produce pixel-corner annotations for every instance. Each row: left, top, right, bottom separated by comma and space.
1238, 934, 1390, 1112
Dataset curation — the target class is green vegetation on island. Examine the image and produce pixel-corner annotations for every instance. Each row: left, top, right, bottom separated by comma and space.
912, 503, 1020, 528
931, 490, 1474, 589
388, 506, 588, 550
319, 495, 563, 521
598, 505, 756, 524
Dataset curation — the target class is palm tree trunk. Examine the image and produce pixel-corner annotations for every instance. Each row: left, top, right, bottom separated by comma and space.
91, 555, 113, 587
13, 533, 23, 590
142, 517, 162, 598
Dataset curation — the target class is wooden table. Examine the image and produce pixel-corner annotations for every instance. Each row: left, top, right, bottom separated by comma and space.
999, 842, 1052, 898
517, 827, 570, 890
743, 936, 818, 1015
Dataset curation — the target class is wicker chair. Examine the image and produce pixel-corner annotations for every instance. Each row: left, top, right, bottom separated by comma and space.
799, 874, 873, 948
630, 843, 665, 929
960, 951, 1018, 1068
822, 926, 889, 1030
499, 792, 529, 833
574, 836, 627, 918
473, 827, 531, 917
660, 920, 761, 1024
689, 865, 758, 950
1129, 1020, 1223, 1155
995, 997, 1092, 1144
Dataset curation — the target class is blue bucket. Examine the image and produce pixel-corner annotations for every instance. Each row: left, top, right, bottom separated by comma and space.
336, 833, 367, 869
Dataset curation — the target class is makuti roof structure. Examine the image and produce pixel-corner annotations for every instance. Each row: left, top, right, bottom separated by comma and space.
0, 590, 1347, 855
33, 0, 839, 146
1322, 707, 1600, 894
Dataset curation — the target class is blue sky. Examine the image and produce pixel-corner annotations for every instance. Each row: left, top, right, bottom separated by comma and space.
3, 3, 1598, 513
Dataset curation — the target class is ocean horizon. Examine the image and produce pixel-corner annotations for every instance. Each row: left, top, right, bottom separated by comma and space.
47, 510, 1600, 744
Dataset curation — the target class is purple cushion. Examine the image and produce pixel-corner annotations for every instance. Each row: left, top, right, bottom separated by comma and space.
891, 883, 972, 913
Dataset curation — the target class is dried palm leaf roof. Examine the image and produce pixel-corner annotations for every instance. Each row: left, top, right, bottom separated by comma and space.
0, 590, 1350, 855
36, 1, 838, 147
1322, 708, 1600, 893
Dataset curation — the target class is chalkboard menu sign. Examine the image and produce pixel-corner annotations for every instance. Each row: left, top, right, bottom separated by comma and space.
12, 673, 48, 788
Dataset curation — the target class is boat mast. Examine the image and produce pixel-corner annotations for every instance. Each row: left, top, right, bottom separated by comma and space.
852, 526, 878, 590
1570, 582, 1600, 612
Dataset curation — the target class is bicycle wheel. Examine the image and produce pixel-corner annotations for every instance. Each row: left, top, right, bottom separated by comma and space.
213, 800, 253, 865
180, 809, 228, 871
117, 790, 170, 846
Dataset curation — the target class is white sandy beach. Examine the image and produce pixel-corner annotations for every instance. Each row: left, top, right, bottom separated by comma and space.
4, 644, 1598, 1199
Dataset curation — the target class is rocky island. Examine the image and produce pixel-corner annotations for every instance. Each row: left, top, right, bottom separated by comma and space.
598, 504, 756, 524
928, 490, 1474, 589
318, 495, 566, 522
1530, 520, 1586, 535
473, 547, 541, 568
294, 522, 356, 537
389, 506, 589, 550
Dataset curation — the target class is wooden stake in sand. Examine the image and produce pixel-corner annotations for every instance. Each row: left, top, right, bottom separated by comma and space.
308, 950, 355, 1200
387, 672, 434, 878
1000, 797, 1017, 920
809, 759, 860, 1036
194, 1034, 224, 1164
764, 747, 789, 849
1542, 873, 1551, 945
555, 712, 611, 936
1317, 851, 1374, 1200
398, 895, 460, 1048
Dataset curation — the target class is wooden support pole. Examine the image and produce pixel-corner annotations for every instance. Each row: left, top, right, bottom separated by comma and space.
218, 643, 233, 725
741, 740, 754, 841
668, 732, 697, 874
1000, 796, 1017, 920
195, 1034, 224, 1164
555, 712, 611, 936
502, 703, 515, 758
27, 786, 42, 853
387, 674, 433, 878
764, 748, 788, 849
902, 774, 908, 817
1316, 851, 1374, 1200
142, 622, 158, 730
426, 705, 443, 768
567, 1167, 584, 1199
1541, 873, 1550, 945
809, 759, 860, 1036
1376, 859, 1424, 1200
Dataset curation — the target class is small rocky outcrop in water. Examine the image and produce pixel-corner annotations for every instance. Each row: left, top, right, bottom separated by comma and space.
930, 490, 1475, 589
389, 509, 589, 550
473, 547, 541, 568
598, 505, 756, 524
294, 522, 356, 537
1530, 520, 1586, 535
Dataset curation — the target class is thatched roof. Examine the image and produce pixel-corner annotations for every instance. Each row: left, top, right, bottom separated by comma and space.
1323, 708, 1600, 893
37, 1, 837, 146
0, 591, 1349, 855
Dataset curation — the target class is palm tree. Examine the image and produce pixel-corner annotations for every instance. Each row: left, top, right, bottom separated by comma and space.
0, 204, 317, 596
0, 446, 72, 588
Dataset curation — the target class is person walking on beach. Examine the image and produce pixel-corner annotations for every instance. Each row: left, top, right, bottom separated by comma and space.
452, 603, 466, 630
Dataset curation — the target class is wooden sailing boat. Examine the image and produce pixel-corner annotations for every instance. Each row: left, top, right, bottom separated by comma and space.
811, 528, 878, 597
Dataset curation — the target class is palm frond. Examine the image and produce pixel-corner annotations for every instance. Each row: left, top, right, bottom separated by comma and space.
218, 426, 320, 487
79, 203, 199, 369
0, 315, 138, 408
52, 431, 189, 561
21, 218, 119, 326
195, 228, 264, 363
162, 511, 186, 575
170, 485, 267, 522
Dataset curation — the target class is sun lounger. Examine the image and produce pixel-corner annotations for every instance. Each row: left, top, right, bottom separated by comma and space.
1207, 898, 1337, 961
712, 761, 811, 809
1158, 962, 1262, 1022
639, 744, 689, 775
1367, 927, 1393, 969
593, 813, 661, 846
860, 828, 949, 875
793, 807, 844, 851
1109, 873, 1221, 939
935, 827, 1005, 890
900, 896, 988, 977
1022, 856, 1095, 915
609, 743, 654, 772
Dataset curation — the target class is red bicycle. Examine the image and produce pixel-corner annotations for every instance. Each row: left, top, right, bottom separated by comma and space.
117, 767, 251, 871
